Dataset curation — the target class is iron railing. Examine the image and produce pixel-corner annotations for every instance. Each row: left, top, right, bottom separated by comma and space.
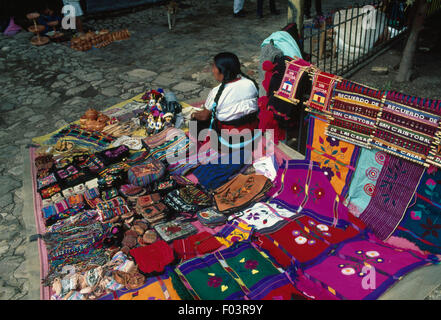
301, 0, 410, 76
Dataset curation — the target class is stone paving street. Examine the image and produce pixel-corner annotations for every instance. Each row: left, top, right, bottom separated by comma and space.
1, 0, 440, 300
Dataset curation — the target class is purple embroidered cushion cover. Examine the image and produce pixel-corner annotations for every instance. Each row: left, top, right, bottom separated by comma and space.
302, 233, 432, 300
360, 155, 424, 240
268, 159, 350, 229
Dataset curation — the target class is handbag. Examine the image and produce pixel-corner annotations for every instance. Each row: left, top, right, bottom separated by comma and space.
127, 158, 166, 187
163, 185, 211, 213
213, 173, 272, 215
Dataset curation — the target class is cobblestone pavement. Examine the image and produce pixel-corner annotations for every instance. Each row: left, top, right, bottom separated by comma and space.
0, 0, 440, 300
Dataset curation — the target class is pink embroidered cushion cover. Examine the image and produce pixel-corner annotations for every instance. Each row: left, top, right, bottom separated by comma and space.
302, 233, 432, 300
267, 159, 351, 229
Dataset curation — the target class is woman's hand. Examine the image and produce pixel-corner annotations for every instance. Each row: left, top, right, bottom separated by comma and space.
191, 108, 211, 121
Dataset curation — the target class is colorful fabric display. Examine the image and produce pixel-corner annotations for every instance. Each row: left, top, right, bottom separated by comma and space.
136, 193, 162, 208
213, 173, 272, 215
81, 154, 105, 172
40, 184, 62, 199
42, 205, 57, 219
97, 205, 130, 221
99, 272, 181, 300
102, 188, 119, 200
345, 148, 388, 217
119, 184, 145, 198
304, 71, 341, 116
43, 222, 109, 274
215, 220, 254, 248
268, 159, 351, 229
229, 202, 298, 234
360, 155, 425, 241
45, 124, 114, 151
197, 207, 228, 228
254, 215, 365, 268
95, 145, 130, 166
84, 187, 100, 200
96, 197, 127, 211
274, 57, 312, 105
306, 116, 360, 197
328, 80, 385, 148
301, 233, 433, 300
142, 127, 184, 149
173, 231, 223, 261
37, 173, 58, 190
127, 158, 166, 187
147, 130, 195, 164
394, 168, 441, 254
154, 218, 198, 242
138, 203, 168, 225
373, 91, 441, 166
164, 186, 211, 213
129, 240, 175, 275
174, 241, 302, 300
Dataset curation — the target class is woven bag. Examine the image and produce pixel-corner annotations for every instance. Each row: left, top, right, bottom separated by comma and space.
127, 158, 166, 187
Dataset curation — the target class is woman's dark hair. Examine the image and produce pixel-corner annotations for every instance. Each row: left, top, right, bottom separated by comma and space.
211, 52, 258, 123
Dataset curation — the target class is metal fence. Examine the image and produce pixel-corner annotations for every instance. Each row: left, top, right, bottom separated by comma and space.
301, 0, 410, 77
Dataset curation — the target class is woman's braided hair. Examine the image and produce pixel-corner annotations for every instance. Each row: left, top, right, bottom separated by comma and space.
210, 52, 259, 126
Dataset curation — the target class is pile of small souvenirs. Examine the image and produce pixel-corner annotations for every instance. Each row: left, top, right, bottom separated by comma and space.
34, 73, 441, 300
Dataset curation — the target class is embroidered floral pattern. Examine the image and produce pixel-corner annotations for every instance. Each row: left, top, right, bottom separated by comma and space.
244, 260, 259, 270
321, 167, 335, 181
326, 136, 340, 147
421, 217, 441, 238
246, 212, 261, 221
378, 159, 407, 207
338, 250, 383, 277
207, 275, 223, 288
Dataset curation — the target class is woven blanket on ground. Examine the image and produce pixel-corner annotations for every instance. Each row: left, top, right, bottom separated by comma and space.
254, 214, 365, 268
359, 155, 425, 241
306, 116, 360, 197
267, 159, 351, 229
372, 91, 441, 166
174, 241, 305, 300
99, 271, 181, 300
42, 124, 115, 152
301, 233, 432, 300
274, 57, 312, 105
394, 167, 441, 254
147, 131, 195, 164
304, 71, 341, 116
228, 202, 299, 234
345, 148, 388, 217
328, 80, 385, 148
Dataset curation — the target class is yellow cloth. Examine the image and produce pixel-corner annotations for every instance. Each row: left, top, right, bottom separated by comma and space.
117, 277, 181, 300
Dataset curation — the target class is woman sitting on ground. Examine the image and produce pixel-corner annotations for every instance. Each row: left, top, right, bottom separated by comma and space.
191, 52, 260, 136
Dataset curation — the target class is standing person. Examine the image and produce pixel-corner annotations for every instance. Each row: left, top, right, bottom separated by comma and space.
305, 0, 322, 19
257, 0, 280, 19
62, 0, 84, 33
233, 0, 246, 17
